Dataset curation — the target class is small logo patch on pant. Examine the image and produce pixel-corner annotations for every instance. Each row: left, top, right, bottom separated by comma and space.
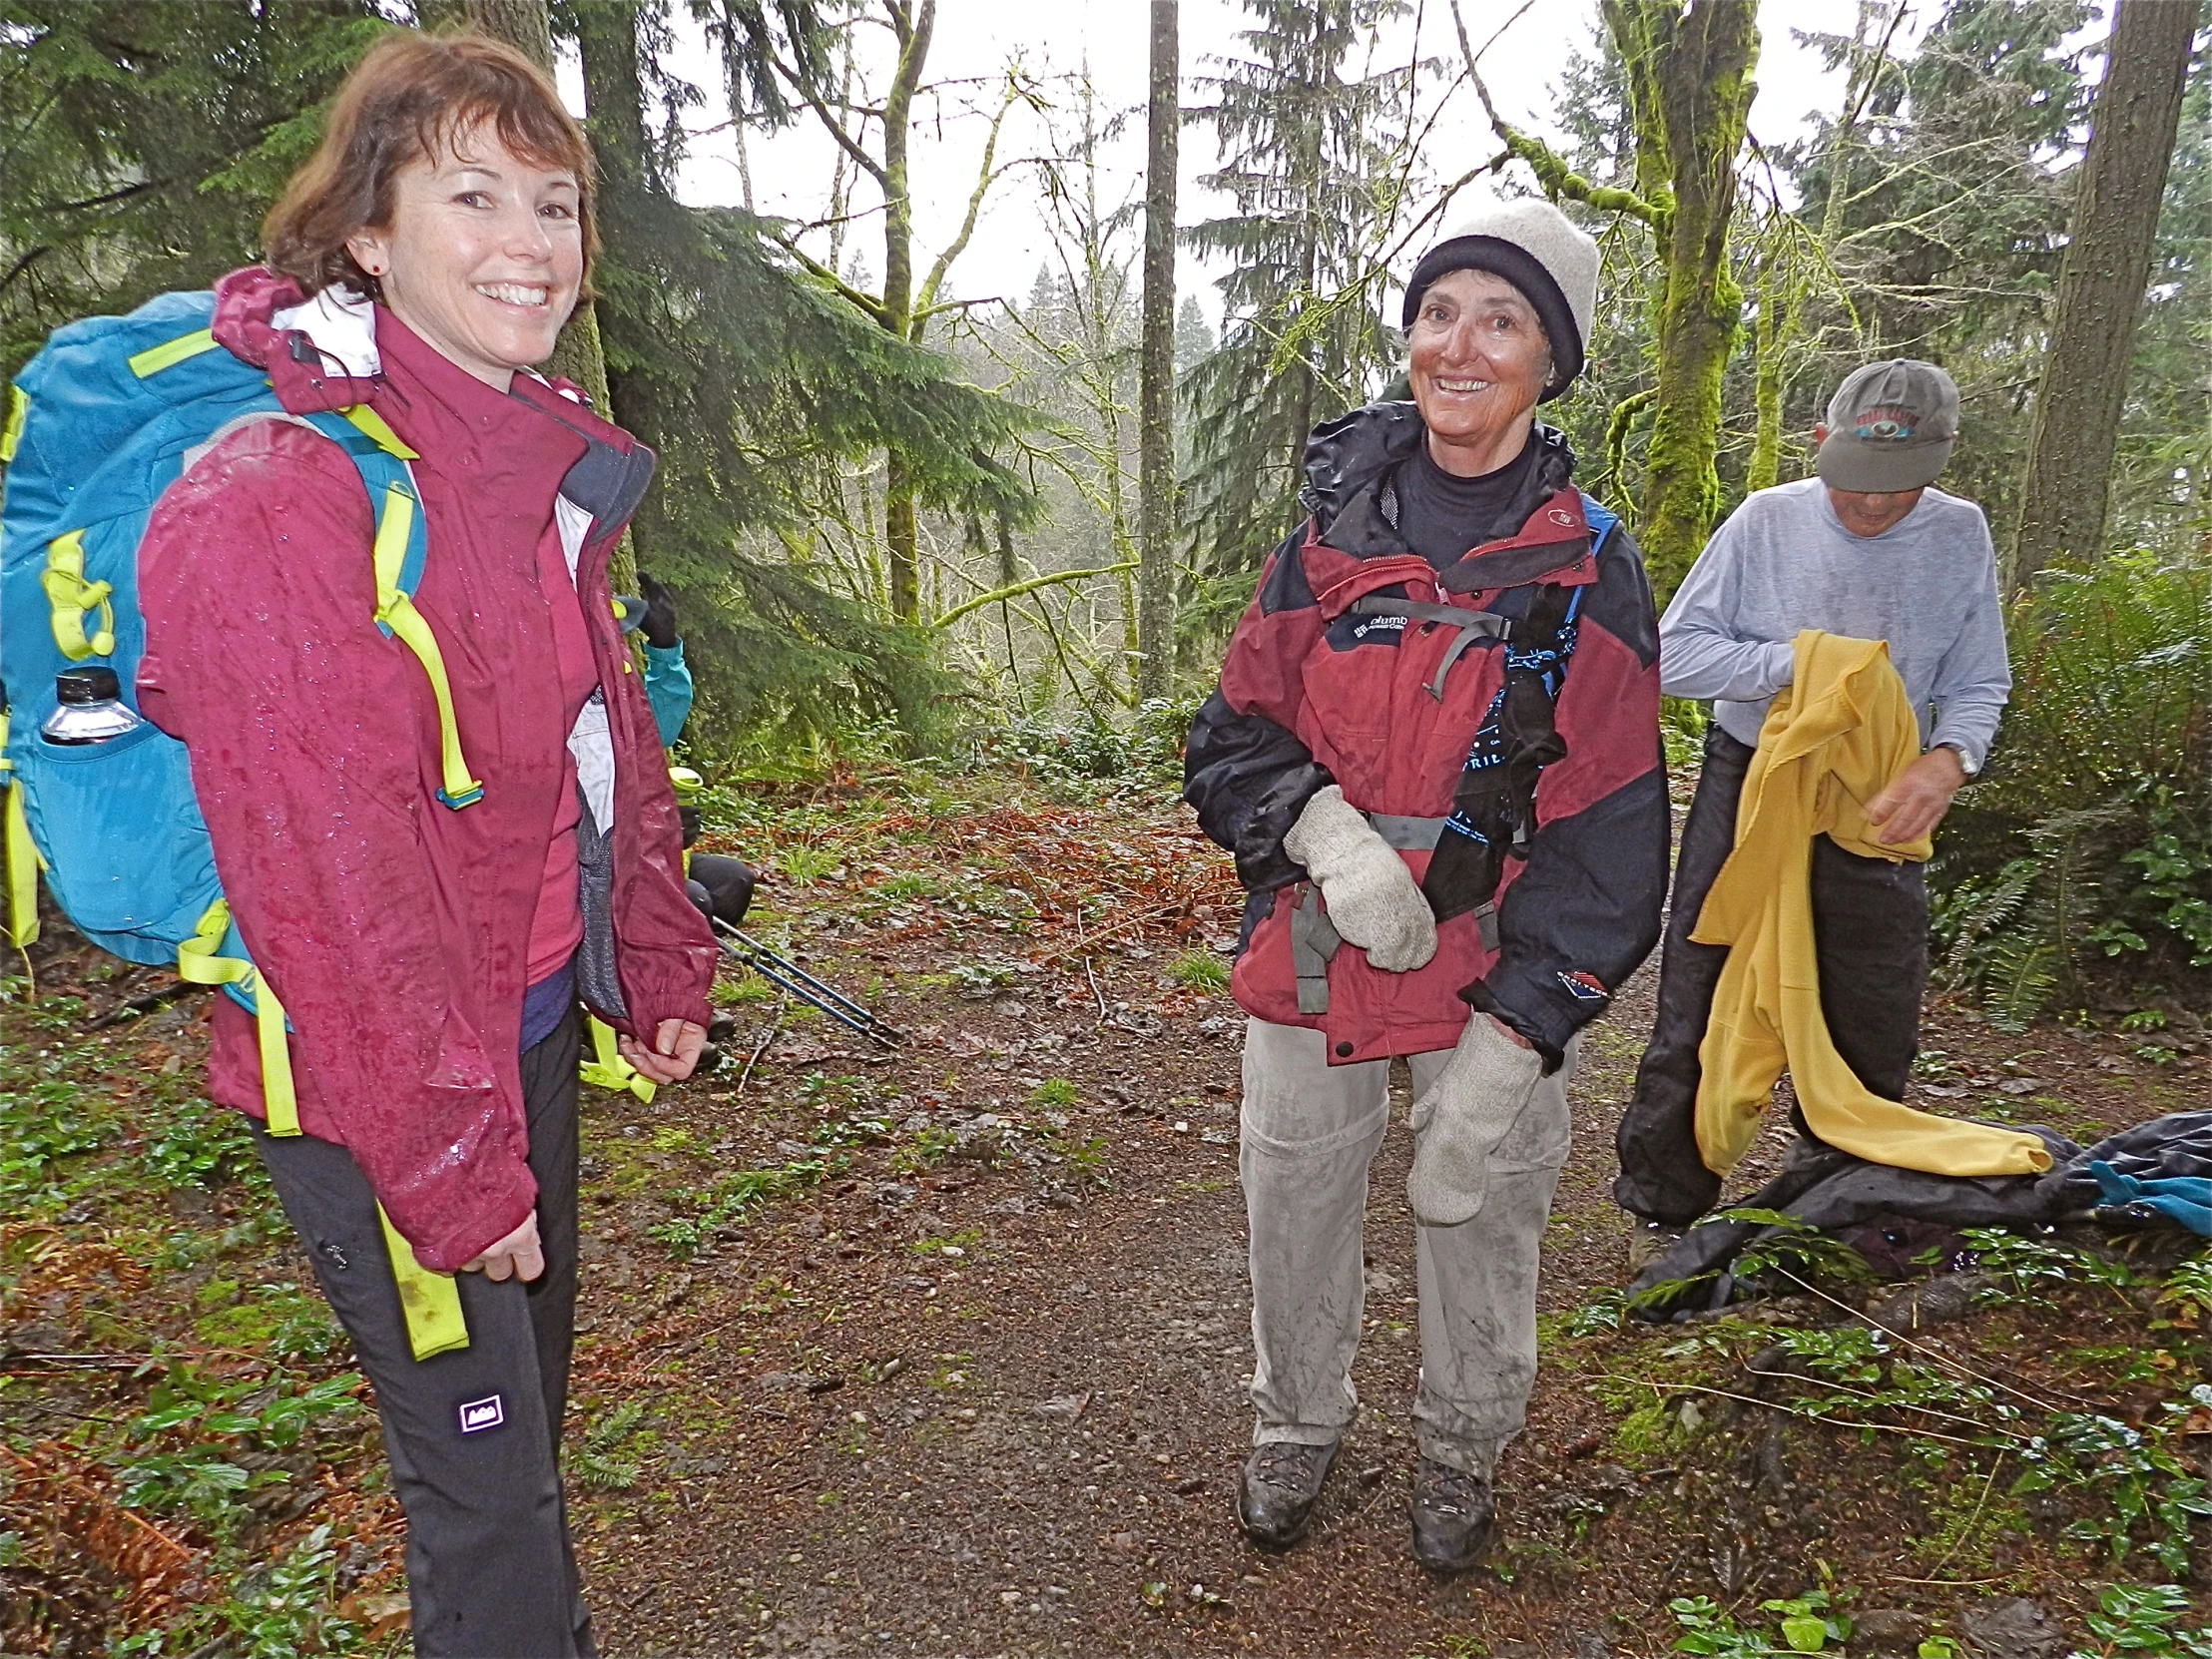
458, 1393, 504, 1433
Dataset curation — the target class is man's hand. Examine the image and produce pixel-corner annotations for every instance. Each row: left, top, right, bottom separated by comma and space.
1866, 747, 1967, 846
617, 1018, 707, 1084
463, 1214, 544, 1283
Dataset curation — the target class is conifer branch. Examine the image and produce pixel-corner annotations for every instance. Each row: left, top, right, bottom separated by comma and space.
763, 225, 890, 322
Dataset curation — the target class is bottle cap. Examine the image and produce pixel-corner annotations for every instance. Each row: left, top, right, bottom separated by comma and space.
55, 667, 121, 705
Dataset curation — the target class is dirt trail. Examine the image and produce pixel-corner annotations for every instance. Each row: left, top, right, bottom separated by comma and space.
579, 918, 1659, 1658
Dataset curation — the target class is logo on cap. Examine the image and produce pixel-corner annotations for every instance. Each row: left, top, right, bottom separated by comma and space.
458, 1393, 505, 1433
1851, 404, 1920, 442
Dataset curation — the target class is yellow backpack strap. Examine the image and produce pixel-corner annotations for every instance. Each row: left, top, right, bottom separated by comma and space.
377, 1205, 469, 1361
1, 715, 42, 950
41, 530, 117, 661
578, 1013, 656, 1103
174, 899, 298, 1135
1, 383, 28, 462
366, 483, 484, 810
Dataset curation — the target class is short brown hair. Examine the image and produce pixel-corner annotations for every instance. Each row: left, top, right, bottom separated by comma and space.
264, 30, 597, 300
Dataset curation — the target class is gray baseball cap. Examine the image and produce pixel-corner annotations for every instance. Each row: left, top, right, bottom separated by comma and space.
1815, 359, 1959, 492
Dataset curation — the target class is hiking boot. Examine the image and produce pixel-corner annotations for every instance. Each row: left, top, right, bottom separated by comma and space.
1236, 1439, 1339, 1551
1625, 1218, 1685, 1275
1409, 1456, 1495, 1574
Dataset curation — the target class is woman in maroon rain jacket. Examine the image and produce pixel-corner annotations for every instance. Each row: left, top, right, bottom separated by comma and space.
135, 33, 712, 1657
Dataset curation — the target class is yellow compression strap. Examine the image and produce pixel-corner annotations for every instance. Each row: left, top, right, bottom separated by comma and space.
1, 383, 26, 462
127, 329, 220, 378
1, 716, 42, 950
377, 1205, 469, 1361
174, 899, 298, 1135
343, 403, 418, 460
368, 484, 482, 809
42, 531, 116, 661
579, 1013, 656, 1103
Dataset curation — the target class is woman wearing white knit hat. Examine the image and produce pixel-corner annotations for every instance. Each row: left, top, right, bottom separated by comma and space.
1183, 197, 1667, 1573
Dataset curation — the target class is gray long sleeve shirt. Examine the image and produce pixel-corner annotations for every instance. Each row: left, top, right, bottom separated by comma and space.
1658, 477, 2011, 771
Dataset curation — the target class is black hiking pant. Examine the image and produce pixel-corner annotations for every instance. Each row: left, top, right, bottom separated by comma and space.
254, 1007, 595, 1659
1612, 724, 1930, 1227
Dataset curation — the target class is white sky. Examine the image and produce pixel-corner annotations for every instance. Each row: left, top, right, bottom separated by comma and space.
582, 1, 2005, 327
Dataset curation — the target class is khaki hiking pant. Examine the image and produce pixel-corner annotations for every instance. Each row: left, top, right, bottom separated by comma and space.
1240, 1016, 1576, 1477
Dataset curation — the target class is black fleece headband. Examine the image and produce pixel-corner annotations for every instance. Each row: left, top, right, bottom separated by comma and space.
1401, 236, 1584, 400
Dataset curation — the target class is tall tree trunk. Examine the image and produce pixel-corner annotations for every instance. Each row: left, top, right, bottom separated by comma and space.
1604, 0, 1759, 594
2008, 0, 2200, 592
1135, 0, 1179, 702
877, 0, 935, 621
462, 0, 620, 430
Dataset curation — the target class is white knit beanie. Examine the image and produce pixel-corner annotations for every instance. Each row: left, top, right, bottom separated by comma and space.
1402, 199, 1601, 400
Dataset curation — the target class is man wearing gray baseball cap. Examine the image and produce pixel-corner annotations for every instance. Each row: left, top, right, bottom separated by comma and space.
1612, 358, 2011, 1234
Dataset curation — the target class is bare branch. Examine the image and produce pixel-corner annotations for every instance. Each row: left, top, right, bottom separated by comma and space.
1448, 0, 1662, 227
914, 66, 1028, 323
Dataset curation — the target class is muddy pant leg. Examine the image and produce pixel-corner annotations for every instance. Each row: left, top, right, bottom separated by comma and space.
1410, 1035, 1577, 1475
253, 1008, 589, 1659
1613, 725, 1757, 1225
1241, 1018, 1389, 1448
1810, 834, 1928, 1102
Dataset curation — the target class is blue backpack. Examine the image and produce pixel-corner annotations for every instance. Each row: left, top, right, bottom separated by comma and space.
0, 289, 482, 1139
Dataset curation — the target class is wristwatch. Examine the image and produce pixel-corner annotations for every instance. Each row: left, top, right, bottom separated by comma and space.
1936, 741, 1979, 778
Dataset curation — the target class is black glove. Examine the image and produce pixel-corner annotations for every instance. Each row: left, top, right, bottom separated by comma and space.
637, 571, 680, 651
688, 852, 756, 929
678, 805, 702, 847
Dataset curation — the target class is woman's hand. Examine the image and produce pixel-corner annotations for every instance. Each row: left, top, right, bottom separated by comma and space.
618, 1018, 707, 1084
463, 1214, 544, 1283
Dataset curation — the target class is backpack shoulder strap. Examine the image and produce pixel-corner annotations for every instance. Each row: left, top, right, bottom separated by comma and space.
298, 408, 483, 811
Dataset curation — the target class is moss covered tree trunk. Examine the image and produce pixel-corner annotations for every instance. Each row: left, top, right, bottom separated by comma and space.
877, 1, 932, 622
1602, 0, 1757, 594
2009, 0, 2200, 592
1135, 0, 1179, 703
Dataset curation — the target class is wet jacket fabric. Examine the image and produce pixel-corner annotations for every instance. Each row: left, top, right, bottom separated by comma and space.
1690, 631, 2051, 1184
1184, 407, 1669, 1065
136, 267, 715, 1272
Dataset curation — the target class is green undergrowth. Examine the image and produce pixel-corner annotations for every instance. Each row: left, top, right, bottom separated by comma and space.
1554, 1217, 2212, 1617
1, 982, 395, 1656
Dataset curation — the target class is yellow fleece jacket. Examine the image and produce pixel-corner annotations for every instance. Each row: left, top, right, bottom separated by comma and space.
1690, 630, 2051, 1182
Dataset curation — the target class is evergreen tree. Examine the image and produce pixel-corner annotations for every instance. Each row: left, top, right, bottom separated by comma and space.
566, 0, 1035, 747
2011, 0, 2203, 587
1785, 0, 2095, 530
1178, 0, 1413, 589
0, 0, 389, 374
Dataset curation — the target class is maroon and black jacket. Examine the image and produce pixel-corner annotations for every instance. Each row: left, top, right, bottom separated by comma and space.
1184, 405, 1668, 1065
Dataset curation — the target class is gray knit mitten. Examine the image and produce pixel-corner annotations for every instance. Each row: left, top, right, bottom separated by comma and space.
1406, 1014, 1545, 1227
1282, 786, 1436, 972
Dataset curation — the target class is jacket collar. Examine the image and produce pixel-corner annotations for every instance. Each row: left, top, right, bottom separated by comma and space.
1299, 402, 1594, 595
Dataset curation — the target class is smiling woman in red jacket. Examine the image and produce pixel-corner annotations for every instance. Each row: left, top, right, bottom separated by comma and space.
1184, 200, 1668, 1577
134, 32, 713, 1658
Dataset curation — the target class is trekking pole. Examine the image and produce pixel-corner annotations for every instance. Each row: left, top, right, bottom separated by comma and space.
713, 919, 903, 1048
